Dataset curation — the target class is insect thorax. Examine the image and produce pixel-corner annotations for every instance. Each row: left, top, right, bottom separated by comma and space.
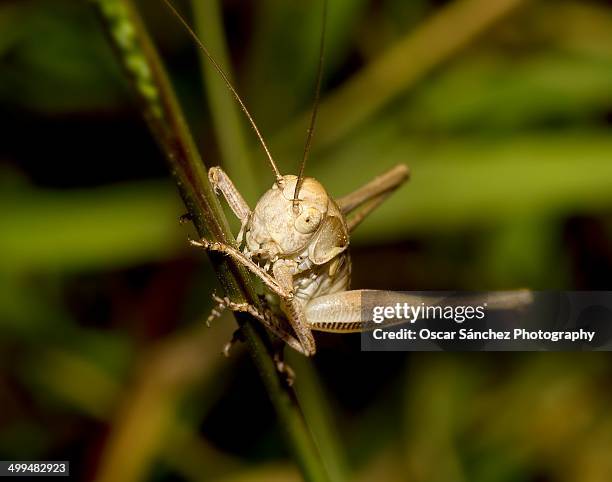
293, 251, 351, 305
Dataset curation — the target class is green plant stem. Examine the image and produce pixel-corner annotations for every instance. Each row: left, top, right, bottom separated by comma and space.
288, 351, 350, 482
90, 1, 329, 480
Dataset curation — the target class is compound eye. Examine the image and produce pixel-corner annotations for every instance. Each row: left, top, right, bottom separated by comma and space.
295, 207, 323, 234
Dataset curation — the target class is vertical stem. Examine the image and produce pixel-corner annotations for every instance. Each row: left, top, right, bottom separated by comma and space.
90, 1, 329, 480
289, 352, 350, 482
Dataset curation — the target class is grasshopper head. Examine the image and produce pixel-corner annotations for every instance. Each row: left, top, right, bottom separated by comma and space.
246, 175, 348, 263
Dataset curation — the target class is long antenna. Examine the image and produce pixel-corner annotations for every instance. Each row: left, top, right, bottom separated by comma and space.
293, 0, 328, 211
161, 0, 283, 184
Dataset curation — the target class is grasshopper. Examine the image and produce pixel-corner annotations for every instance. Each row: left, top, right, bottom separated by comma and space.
164, 1, 530, 357
163, 0, 408, 356
194, 162, 409, 357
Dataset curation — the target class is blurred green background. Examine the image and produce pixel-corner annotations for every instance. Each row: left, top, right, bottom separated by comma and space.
1, 0, 612, 480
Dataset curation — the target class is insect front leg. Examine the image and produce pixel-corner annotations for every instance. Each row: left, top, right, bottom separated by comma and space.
205, 294, 308, 356
273, 260, 317, 356
189, 239, 292, 299
191, 241, 317, 356
208, 166, 251, 243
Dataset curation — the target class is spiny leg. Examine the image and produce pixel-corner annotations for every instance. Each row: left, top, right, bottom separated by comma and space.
190, 238, 293, 299
273, 261, 317, 356
203, 294, 242, 355
205, 293, 226, 327
207, 294, 310, 356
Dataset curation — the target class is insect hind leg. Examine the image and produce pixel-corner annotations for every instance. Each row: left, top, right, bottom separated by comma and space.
208, 294, 311, 356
